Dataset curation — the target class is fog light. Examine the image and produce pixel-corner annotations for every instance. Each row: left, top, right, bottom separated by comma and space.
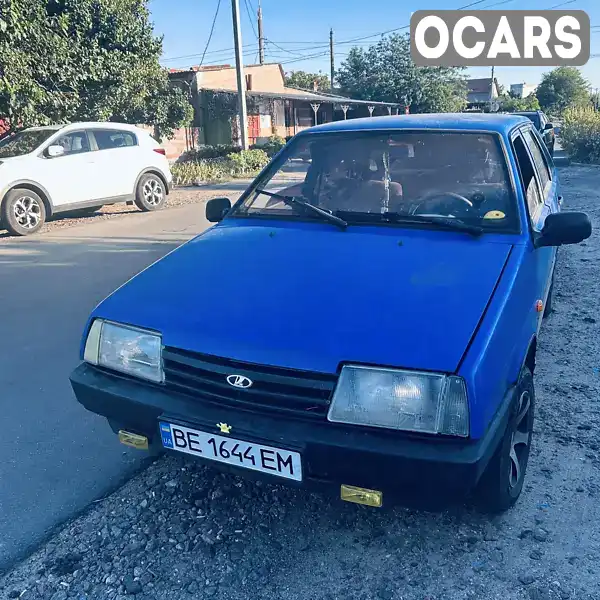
118, 430, 149, 450
340, 484, 383, 507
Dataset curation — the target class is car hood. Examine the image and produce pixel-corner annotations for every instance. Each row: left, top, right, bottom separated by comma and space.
92, 221, 512, 374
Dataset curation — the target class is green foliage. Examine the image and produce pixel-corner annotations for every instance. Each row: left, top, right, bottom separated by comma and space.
0, 0, 192, 138
498, 94, 541, 112
336, 34, 467, 113
171, 149, 269, 185
285, 71, 330, 91
180, 144, 241, 161
227, 149, 269, 173
250, 135, 286, 156
560, 107, 600, 164
536, 67, 590, 116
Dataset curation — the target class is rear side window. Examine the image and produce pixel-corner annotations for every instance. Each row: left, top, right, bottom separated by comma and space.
512, 133, 543, 219
523, 129, 551, 192
92, 129, 138, 150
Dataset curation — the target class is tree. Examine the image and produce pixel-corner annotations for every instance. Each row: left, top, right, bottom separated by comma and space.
498, 94, 541, 112
336, 34, 467, 113
0, 0, 191, 138
285, 71, 330, 92
536, 67, 590, 115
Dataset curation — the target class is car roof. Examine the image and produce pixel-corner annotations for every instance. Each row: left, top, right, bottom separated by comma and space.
62, 122, 146, 132
23, 122, 147, 133
299, 113, 531, 136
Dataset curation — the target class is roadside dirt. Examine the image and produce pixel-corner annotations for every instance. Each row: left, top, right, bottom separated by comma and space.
1, 165, 599, 600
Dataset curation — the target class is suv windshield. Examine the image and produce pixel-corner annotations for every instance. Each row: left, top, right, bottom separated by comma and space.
0, 129, 56, 158
515, 112, 541, 129
234, 131, 517, 232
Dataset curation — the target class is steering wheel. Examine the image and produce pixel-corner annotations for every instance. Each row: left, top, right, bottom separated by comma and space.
411, 192, 473, 216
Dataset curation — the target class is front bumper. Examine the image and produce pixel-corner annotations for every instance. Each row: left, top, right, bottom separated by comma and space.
70, 363, 511, 504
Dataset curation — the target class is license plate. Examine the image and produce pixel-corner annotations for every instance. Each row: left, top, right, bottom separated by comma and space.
159, 422, 302, 481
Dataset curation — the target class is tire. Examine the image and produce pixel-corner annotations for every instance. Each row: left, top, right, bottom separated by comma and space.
135, 173, 166, 212
474, 366, 535, 513
1, 188, 46, 236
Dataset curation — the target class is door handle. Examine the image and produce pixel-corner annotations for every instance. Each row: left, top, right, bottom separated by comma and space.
558, 195, 563, 206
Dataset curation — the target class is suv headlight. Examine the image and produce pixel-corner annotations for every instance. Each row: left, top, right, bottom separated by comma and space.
83, 319, 163, 383
327, 365, 469, 437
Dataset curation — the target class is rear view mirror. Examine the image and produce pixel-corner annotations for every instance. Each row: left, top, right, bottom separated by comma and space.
544, 122, 553, 131
535, 212, 592, 248
206, 197, 232, 223
46, 145, 65, 158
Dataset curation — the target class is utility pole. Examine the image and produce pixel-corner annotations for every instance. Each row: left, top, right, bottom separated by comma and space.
330, 28, 335, 90
257, 0, 265, 65
231, 0, 249, 149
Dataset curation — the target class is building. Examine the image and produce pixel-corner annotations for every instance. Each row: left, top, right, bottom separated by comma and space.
466, 77, 501, 110
510, 83, 537, 98
168, 63, 402, 154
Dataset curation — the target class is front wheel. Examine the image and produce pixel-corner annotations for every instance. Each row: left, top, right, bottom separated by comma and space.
473, 366, 535, 513
135, 174, 166, 212
1, 188, 47, 236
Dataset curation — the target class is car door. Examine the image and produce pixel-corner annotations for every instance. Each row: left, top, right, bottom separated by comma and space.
87, 128, 143, 199
513, 126, 558, 332
37, 130, 103, 208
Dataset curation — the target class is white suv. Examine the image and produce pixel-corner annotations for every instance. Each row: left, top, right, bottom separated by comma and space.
0, 122, 173, 236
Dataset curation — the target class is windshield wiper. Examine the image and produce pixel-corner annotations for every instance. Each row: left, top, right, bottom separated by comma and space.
253, 189, 348, 231
336, 211, 483, 237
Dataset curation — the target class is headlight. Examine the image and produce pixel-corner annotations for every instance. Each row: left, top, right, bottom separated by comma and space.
327, 365, 469, 437
83, 319, 163, 383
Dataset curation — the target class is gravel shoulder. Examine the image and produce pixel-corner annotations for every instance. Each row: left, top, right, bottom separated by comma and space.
2, 166, 600, 600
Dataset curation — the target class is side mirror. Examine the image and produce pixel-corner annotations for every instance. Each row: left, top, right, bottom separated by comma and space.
544, 122, 553, 131
46, 145, 65, 158
535, 212, 592, 248
206, 197, 232, 223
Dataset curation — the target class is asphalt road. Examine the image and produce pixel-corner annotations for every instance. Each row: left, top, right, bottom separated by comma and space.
0, 199, 219, 572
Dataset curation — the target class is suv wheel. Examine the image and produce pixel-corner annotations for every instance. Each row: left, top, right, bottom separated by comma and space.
1, 188, 47, 236
135, 174, 166, 212
474, 366, 535, 513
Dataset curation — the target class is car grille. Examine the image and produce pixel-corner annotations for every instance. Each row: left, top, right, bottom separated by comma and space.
162, 347, 337, 419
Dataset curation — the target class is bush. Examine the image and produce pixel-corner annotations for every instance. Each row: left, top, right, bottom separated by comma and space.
227, 149, 269, 173
177, 144, 241, 163
560, 107, 600, 164
250, 135, 286, 157
171, 149, 270, 185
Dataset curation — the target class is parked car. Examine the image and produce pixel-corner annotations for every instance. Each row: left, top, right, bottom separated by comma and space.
70, 114, 591, 513
0, 122, 172, 236
509, 111, 556, 155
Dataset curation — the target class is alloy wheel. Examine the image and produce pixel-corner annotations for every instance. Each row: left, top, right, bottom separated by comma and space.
142, 178, 164, 206
508, 390, 531, 489
13, 196, 42, 230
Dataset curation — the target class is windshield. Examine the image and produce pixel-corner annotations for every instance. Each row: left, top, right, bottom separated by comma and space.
234, 131, 517, 232
0, 129, 56, 158
517, 113, 541, 129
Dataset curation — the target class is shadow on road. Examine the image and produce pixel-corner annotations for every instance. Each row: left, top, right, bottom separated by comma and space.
0, 231, 190, 573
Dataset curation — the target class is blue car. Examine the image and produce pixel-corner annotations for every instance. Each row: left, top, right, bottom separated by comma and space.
71, 114, 591, 513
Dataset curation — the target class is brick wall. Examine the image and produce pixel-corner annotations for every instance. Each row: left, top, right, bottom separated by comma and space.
138, 125, 201, 162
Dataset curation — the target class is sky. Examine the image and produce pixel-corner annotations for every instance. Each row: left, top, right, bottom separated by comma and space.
149, 0, 600, 90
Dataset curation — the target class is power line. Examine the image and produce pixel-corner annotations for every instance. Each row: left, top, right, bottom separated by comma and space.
242, 0, 258, 39
266, 0, 495, 57
199, 0, 223, 67
548, 0, 576, 7
162, 43, 259, 63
